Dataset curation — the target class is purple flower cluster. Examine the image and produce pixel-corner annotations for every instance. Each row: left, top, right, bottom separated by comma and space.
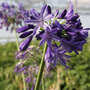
17, 2, 90, 69
0, 3, 28, 32
14, 46, 52, 90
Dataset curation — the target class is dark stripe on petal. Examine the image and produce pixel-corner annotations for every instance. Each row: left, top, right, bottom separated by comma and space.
30, 8, 40, 19
19, 31, 33, 38
19, 36, 33, 51
47, 5, 52, 14
17, 25, 34, 33
39, 38, 46, 46
65, 1, 74, 18
40, 4, 47, 17
57, 9, 67, 19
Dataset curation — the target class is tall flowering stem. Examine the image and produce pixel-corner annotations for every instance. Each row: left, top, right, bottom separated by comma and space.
35, 42, 47, 90
42, 77, 45, 90
21, 70, 26, 90
14, 29, 19, 50
14, 28, 26, 90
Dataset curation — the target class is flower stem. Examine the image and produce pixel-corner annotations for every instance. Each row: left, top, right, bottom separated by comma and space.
42, 77, 45, 90
35, 43, 47, 90
14, 30, 19, 50
14, 29, 26, 90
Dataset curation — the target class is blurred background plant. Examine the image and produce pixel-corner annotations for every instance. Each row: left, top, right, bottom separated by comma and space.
0, 40, 90, 90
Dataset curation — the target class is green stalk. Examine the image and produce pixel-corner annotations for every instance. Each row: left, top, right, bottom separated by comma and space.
42, 77, 45, 90
14, 29, 26, 90
35, 43, 47, 90
58, 19, 61, 22
61, 20, 66, 24
14, 30, 19, 50
49, 19, 51, 25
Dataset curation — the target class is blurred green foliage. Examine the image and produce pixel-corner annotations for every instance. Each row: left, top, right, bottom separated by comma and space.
0, 41, 90, 90
59, 42, 90, 90
0, 42, 22, 90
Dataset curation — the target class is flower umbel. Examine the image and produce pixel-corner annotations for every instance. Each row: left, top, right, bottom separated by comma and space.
0, 3, 28, 32
17, 2, 90, 69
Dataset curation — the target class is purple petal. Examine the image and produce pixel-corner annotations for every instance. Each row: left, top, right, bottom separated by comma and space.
64, 25, 71, 30
51, 34, 60, 41
31, 87, 35, 90
45, 47, 52, 61
18, 66, 27, 72
17, 25, 34, 33
44, 14, 53, 21
45, 27, 51, 32
45, 60, 51, 70
17, 26, 29, 33
80, 30, 88, 36
67, 32, 76, 36
24, 19, 39, 24
61, 40, 72, 53
19, 31, 33, 38
55, 20, 63, 30
33, 26, 40, 35
84, 28, 90, 30
40, 4, 47, 17
39, 38, 46, 46
66, 1, 74, 18
51, 28, 58, 34
28, 24, 35, 29
57, 9, 67, 19
36, 31, 44, 40
67, 13, 79, 21
58, 54, 66, 65
19, 36, 33, 51
75, 19, 82, 29
25, 77, 31, 83
64, 55, 71, 58
30, 8, 40, 19
74, 49, 79, 55
54, 9, 59, 17
47, 5, 52, 14
47, 39, 52, 48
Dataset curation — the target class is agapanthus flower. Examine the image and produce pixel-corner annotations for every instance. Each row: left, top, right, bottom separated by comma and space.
58, 1, 74, 19
15, 45, 36, 62
39, 27, 60, 48
19, 35, 33, 51
17, 1, 90, 70
0, 3, 28, 32
15, 46, 52, 90
14, 62, 27, 73
45, 47, 52, 70
24, 4, 53, 35
45, 45, 71, 69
